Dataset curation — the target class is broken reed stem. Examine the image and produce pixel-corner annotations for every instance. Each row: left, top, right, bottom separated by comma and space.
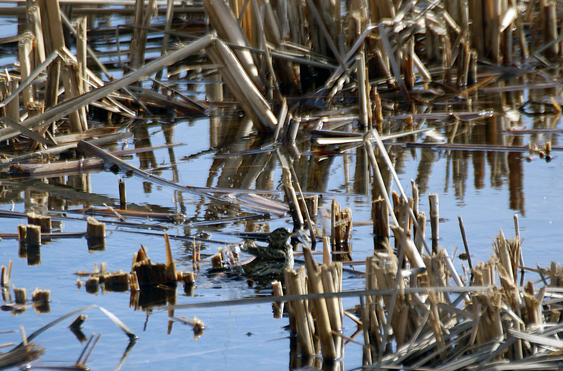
331, 199, 352, 261
458, 216, 474, 273
282, 166, 304, 229
357, 51, 370, 128
429, 193, 439, 254
1, 260, 12, 287
272, 280, 284, 319
18, 32, 35, 112
372, 197, 391, 254
119, 178, 127, 209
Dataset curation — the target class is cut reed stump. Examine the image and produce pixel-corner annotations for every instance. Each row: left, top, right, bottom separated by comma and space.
31, 289, 50, 313
131, 234, 178, 287
331, 199, 352, 261
26, 225, 42, 247
86, 217, 106, 251
284, 248, 344, 360
27, 212, 51, 233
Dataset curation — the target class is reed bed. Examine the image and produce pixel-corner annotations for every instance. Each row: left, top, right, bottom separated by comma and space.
1, 0, 563, 369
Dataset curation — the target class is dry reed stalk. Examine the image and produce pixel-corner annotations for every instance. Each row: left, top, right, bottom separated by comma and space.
498, 264, 523, 360
0, 34, 215, 142
357, 51, 370, 128
543, 0, 559, 58
6, 79, 20, 123
320, 263, 342, 332
204, 0, 264, 91
131, 0, 157, 70
372, 85, 383, 125
44, 58, 60, 108
493, 229, 521, 284
428, 193, 439, 254
420, 251, 448, 304
549, 262, 563, 286
152, 0, 174, 88
0, 342, 44, 369
61, 57, 88, 132
364, 256, 382, 357
284, 267, 315, 356
413, 212, 425, 254
402, 38, 414, 90
119, 178, 126, 209
18, 32, 35, 111
271, 280, 284, 319
372, 197, 391, 253
303, 247, 336, 359
75, 16, 88, 94
27, 3, 46, 64
427, 290, 446, 361
360, 295, 373, 365
39, 0, 64, 55
164, 233, 177, 282
281, 167, 304, 229
206, 39, 277, 132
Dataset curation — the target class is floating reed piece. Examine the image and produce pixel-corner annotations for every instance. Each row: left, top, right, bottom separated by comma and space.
331, 199, 352, 261
69, 314, 88, 330
85, 276, 100, 294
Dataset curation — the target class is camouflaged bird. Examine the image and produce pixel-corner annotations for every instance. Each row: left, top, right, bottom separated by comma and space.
241, 228, 295, 279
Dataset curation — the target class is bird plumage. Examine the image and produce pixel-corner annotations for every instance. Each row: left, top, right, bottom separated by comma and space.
241, 228, 295, 279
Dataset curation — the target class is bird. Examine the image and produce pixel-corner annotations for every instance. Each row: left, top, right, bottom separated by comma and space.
241, 228, 295, 279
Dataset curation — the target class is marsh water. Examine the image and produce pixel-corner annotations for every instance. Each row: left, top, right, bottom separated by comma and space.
1, 18, 563, 371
